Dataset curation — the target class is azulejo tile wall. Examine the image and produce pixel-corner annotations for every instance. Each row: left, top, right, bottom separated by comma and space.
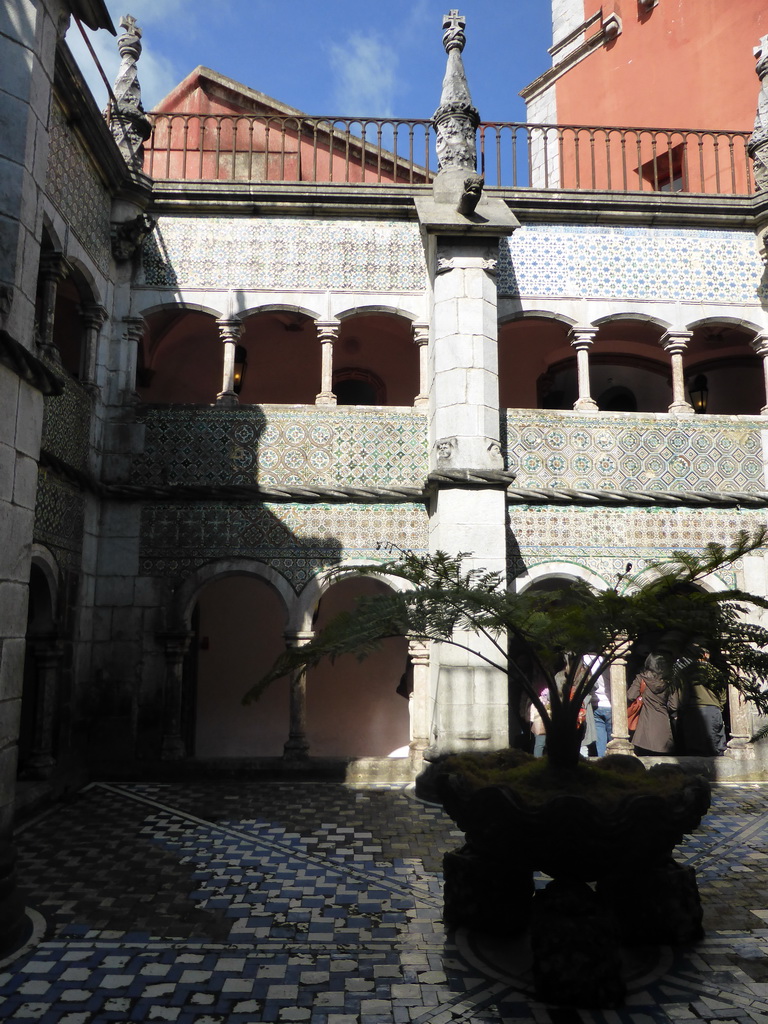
139, 502, 428, 589
509, 505, 761, 585
42, 373, 92, 475
129, 407, 429, 489
34, 470, 86, 572
46, 101, 112, 275
498, 224, 766, 303
142, 216, 427, 291
504, 411, 765, 492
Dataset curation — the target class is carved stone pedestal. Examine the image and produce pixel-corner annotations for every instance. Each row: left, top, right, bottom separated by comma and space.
531, 880, 625, 1008
597, 858, 703, 945
443, 845, 533, 934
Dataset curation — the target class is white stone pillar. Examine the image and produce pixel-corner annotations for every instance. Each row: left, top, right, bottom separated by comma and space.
284, 630, 313, 759
315, 321, 339, 405
751, 334, 768, 415
726, 684, 753, 756
216, 317, 242, 406
407, 638, 431, 768
569, 328, 599, 411
661, 331, 694, 415
412, 322, 430, 409
80, 303, 108, 391
427, 241, 510, 754
158, 631, 194, 759
37, 251, 69, 359
605, 648, 635, 755
121, 316, 145, 404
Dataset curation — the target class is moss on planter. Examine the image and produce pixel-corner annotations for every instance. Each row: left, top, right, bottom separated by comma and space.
435, 750, 696, 812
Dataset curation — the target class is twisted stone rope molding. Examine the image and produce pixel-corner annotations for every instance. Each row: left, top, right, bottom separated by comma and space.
37, 451, 768, 509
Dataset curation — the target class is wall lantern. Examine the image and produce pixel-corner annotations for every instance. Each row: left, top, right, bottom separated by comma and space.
688, 373, 708, 414
233, 345, 247, 394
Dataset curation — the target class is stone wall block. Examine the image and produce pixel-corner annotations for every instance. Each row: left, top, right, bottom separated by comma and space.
13, 384, 43, 458
0, 42, 33, 104
0, 639, 25, 701
98, 536, 139, 577
0, 506, 34, 584
0, 581, 29, 638
0, 1, 37, 51
0, 445, 14, 501
0, 697, 21, 750
92, 608, 113, 643
0, 744, 19, 833
99, 504, 141, 539
456, 297, 487, 337
465, 367, 498, 407
13, 452, 38, 510
0, 373, 19, 446
433, 297, 459, 338
111, 606, 143, 642
94, 576, 135, 608
433, 333, 466, 374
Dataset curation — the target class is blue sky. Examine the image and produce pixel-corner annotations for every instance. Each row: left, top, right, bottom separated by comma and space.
67, 1, 553, 122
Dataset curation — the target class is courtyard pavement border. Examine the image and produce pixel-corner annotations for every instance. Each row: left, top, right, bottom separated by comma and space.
1, 780, 768, 1024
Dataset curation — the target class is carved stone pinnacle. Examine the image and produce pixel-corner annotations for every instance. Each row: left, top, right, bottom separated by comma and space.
442, 10, 466, 53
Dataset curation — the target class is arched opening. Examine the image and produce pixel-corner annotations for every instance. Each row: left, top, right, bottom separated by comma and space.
333, 367, 385, 406
335, 314, 418, 406
138, 308, 221, 403
306, 577, 410, 757
18, 564, 58, 778
193, 574, 290, 757
684, 323, 763, 415
589, 319, 670, 413
238, 311, 319, 404
499, 317, 572, 409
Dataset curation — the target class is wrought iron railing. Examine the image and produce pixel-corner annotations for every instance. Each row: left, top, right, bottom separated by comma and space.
143, 112, 754, 195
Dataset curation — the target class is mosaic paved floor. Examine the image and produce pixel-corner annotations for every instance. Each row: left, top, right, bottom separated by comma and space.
2, 780, 768, 1024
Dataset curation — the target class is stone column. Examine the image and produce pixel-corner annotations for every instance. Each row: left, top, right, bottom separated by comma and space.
80, 303, 108, 391
661, 331, 694, 414
749, 35, 768, 191
726, 684, 753, 756
412, 322, 430, 409
216, 318, 242, 406
315, 321, 339, 405
37, 251, 69, 359
414, 9, 519, 757
158, 631, 193, 759
407, 638, 431, 768
24, 635, 64, 779
283, 631, 313, 759
121, 316, 146, 404
569, 328, 599, 412
751, 335, 768, 414
605, 649, 635, 755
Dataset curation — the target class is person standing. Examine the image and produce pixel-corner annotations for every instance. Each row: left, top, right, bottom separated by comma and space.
627, 653, 678, 755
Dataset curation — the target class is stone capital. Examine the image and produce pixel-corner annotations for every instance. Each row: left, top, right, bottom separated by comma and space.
123, 316, 146, 344
81, 304, 109, 330
752, 333, 768, 357
39, 251, 70, 283
569, 328, 597, 349
412, 323, 430, 347
216, 317, 242, 344
661, 330, 692, 355
316, 320, 340, 343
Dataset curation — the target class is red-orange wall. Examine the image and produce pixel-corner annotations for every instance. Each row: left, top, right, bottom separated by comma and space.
556, 1, 768, 130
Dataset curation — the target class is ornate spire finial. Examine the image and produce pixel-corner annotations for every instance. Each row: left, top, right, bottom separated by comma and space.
110, 13, 152, 169
433, 9, 478, 175
442, 10, 466, 53
749, 35, 768, 191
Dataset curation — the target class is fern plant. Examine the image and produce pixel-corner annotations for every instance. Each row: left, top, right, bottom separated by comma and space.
244, 529, 768, 770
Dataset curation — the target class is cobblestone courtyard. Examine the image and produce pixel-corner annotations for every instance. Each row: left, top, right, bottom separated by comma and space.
2, 780, 768, 1023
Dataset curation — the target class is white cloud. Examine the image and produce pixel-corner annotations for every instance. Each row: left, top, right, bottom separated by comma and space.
65, 20, 180, 111
329, 33, 398, 117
